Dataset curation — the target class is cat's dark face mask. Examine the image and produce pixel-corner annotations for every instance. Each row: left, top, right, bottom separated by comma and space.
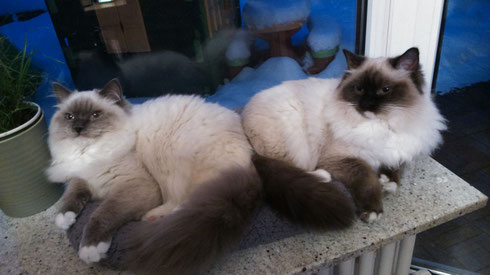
51, 79, 129, 139
341, 70, 413, 114
60, 103, 113, 138
338, 48, 424, 115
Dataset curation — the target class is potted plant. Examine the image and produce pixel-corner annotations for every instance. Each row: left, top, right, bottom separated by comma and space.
0, 35, 63, 217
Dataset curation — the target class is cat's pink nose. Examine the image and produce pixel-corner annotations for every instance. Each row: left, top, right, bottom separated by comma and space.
73, 126, 84, 133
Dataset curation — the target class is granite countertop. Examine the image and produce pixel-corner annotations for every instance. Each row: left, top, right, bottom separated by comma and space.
0, 157, 487, 274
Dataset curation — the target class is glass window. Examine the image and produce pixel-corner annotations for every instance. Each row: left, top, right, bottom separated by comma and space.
414, 1, 490, 273
43, 0, 360, 107
0, 0, 363, 117
433, 0, 490, 94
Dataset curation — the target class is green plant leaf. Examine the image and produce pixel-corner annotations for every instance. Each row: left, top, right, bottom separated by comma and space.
0, 35, 42, 133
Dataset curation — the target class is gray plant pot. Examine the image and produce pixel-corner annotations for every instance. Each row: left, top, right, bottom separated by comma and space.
0, 103, 63, 217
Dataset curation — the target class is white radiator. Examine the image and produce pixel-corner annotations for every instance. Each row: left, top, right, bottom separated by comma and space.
319, 235, 417, 275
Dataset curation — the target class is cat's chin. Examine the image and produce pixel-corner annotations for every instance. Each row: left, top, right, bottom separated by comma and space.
71, 132, 102, 139
355, 110, 379, 120
353, 106, 378, 119
362, 111, 377, 119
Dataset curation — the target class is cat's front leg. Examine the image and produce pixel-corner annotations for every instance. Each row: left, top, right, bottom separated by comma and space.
318, 157, 383, 223
78, 182, 161, 264
56, 178, 92, 230
378, 165, 403, 194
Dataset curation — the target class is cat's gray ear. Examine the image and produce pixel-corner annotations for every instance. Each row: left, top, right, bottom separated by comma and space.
99, 78, 123, 103
52, 82, 72, 103
343, 49, 365, 69
390, 47, 419, 71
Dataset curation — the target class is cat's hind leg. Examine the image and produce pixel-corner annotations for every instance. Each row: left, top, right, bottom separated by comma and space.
56, 178, 92, 230
318, 156, 383, 223
242, 105, 316, 171
142, 201, 180, 221
142, 167, 193, 221
78, 180, 161, 264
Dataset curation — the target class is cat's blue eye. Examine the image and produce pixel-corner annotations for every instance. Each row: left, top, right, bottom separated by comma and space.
64, 113, 74, 120
91, 111, 101, 119
382, 87, 391, 93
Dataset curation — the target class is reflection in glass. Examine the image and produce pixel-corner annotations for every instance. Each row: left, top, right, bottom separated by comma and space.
44, 0, 358, 108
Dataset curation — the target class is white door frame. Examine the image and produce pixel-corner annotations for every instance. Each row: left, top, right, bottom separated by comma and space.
364, 0, 445, 96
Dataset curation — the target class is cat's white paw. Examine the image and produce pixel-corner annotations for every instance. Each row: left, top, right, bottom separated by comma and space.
55, 211, 76, 230
360, 211, 382, 223
143, 209, 164, 221
382, 182, 398, 193
379, 174, 398, 193
310, 169, 332, 182
78, 241, 111, 264
171, 205, 182, 214
379, 174, 390, 183
142, 204, 178, 221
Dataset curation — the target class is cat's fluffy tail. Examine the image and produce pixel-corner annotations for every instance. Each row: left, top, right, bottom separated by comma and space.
119, 167, 262, 275
252, 154, 356, 229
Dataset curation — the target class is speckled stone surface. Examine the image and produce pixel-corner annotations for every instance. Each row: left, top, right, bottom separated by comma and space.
0, 197, 129, 275
0, 157, 487, 274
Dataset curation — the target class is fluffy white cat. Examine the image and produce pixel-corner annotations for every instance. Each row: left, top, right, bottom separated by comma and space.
47, 79, 259, 272
242, 48, 446, 222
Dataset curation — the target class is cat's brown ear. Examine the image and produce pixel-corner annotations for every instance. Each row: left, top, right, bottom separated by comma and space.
343, 49, 365, 69
99, 78, 123, 103
52, 82, 72, 103
390, 47, 419, 72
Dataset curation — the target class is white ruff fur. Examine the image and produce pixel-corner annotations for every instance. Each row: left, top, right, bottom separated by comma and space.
48, 92, 252, 204
325, 81, 446, 169
242, 75, 446, 171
